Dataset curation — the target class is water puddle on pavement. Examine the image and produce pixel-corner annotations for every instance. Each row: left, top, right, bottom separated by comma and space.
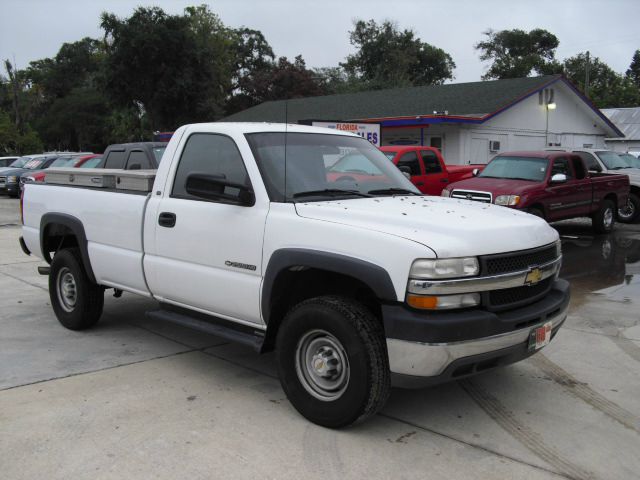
555, 223, 640, 332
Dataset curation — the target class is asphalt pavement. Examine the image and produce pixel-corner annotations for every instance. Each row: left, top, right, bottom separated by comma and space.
1, 197, 639, 480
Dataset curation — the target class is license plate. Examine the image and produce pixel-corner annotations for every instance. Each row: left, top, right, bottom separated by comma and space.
528, 321, 552, 351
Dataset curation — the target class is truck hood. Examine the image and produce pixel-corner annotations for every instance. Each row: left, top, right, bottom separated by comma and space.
446, 177, 541, 197
294, 196, 558, 258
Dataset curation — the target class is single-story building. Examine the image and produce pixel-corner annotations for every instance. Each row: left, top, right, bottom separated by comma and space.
224, 74, 623, 165
602, 107, 640, 153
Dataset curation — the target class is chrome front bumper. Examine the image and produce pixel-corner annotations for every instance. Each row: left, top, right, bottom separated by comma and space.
387, 304, 568, 379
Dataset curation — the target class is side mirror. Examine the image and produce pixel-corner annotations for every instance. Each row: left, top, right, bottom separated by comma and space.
550, 173, 567, 184
472, 168, 479, 177
185, 173, 255, 206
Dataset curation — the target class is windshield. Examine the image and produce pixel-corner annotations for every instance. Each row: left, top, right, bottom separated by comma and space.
24, 159, 45, 170
153, 147, 166, 163
50, 157, 77, 167
10, 157, 30, 168
245, 132, 419, 201
80, 156, 102, 168
382, 151, 396, 161
479, 156, 548, 182
620, 153, 640, 169
596, 151, 629, 170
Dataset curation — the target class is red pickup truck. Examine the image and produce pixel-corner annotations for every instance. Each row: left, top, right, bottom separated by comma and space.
379, 146, 483, 195
443, 151, 630, 233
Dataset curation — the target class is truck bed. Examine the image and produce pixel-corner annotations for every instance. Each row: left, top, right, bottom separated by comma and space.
22, 183, 151, 296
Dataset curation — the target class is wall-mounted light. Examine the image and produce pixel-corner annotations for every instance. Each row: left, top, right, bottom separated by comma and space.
547, 102, 557, 110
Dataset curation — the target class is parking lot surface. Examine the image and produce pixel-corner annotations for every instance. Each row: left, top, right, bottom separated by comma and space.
1, 197, 639, 480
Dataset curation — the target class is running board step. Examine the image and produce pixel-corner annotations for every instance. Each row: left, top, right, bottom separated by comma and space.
146, 307, 264, 351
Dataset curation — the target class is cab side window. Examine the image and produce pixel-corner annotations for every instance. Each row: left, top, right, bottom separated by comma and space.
397, 152, 421, 176
551, 157, 574, 180
126, 150, 151, 170
104, 150, 126, 169
575, 151, 601, 172
172, 133, 250, 201
421, 150, 443, 174
570, 156, 587, 179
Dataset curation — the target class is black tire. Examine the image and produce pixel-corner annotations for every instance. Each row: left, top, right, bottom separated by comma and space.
275, 296, 390, 428
592, 199, 615, 234
49, 248, 104, 330
618, 193, 640, 224
527, 207, 545, 219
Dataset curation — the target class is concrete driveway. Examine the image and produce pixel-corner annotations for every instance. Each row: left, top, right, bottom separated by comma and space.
1, 197, 639, 480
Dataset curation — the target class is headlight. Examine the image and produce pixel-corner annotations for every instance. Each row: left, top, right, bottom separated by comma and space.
7, 176, 18, 183
407, 293, 481, 310
410, 257, 479, 279
441, 189, 450, 197
23, 176, 35, 183
495, 195, 520, 206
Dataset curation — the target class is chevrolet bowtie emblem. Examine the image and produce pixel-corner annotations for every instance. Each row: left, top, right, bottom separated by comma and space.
525, 267, 543, 285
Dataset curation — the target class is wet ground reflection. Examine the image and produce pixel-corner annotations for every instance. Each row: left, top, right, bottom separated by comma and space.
554, 222, 640, 331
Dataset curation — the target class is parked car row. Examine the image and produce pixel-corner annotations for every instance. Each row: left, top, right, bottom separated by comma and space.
0, 142, 167, 198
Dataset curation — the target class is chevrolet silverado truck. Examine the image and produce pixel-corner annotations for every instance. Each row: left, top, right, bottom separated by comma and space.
378, 146, 483, 195
20, 123, 569, 428
443, 151, 630, 234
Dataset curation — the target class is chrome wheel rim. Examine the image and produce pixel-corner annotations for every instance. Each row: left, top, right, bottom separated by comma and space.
618, 199, 635, 221
604, 208, 614, 229
56, 267, 77, 312
295, 329, 350, 401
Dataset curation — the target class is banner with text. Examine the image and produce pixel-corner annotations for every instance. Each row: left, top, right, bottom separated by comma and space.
312, 122, 381, 147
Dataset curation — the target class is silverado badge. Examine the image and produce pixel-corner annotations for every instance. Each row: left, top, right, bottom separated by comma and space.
525, 267, 543, 285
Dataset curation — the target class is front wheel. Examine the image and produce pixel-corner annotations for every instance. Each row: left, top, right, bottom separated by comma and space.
592, 199, 615, 234
49, 248, 104, 330
618, 193, 639, 223
276, 296, 390, 428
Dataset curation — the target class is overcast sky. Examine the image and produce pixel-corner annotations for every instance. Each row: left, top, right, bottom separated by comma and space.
1, 0, 639, 83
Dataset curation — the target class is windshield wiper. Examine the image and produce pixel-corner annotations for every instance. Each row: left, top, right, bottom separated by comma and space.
367, 188, 421, 196
292, 189, 373, 199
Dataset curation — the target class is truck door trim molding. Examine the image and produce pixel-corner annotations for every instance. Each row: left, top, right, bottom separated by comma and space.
40, 213, 96, 284
261, 248, 397, 323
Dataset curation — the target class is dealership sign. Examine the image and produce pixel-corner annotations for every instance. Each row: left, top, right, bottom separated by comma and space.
312, 122, 380, 147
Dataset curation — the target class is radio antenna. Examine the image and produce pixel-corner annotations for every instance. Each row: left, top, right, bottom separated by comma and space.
284, 99, 288, 202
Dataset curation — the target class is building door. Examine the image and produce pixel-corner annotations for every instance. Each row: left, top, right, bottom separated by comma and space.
470, 138, 489, 164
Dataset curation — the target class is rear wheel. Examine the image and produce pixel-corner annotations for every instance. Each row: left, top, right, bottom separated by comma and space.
592, 199, 615, 234
276, 296, 390, 428
49, 248, 104, 330
618, 193, 639, 223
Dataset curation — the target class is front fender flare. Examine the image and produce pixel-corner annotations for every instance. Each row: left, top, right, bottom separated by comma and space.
261, 248, 397, 323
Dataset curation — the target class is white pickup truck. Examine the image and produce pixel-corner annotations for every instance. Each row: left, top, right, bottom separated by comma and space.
20, 123, 570, 428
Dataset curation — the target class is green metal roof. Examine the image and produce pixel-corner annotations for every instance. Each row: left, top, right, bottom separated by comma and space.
222, 75, 561, 123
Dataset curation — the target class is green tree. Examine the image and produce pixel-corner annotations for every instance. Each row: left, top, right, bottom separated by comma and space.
626, 49, 640, 88
101, 5, 235, 130
341, 19, 455, 89
475, 28, 560, 80
563, 52, 640, 108
227, 55, 326, 114
0, 109, 42, 155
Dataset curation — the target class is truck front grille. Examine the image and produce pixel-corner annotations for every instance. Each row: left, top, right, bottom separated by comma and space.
451, 189, 492, 203
486, 277, 553, 311
481, 244, 558, 275
480, 244, 559, 311
0, 176, 6, 187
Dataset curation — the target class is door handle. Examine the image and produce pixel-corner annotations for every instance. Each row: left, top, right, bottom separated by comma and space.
440, 178, 449, 183
415, 182, 424, 186
158, 212, 176, 228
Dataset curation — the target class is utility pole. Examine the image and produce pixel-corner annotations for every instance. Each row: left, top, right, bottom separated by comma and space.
585, 51, 591, 98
